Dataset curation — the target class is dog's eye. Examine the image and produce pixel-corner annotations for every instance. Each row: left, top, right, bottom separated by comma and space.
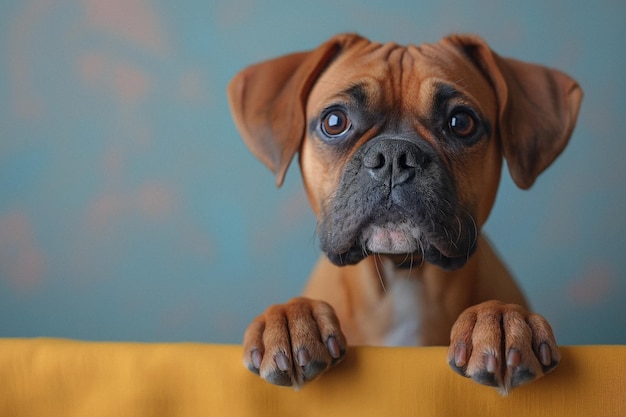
321, 110, 351, 138
449, 111, 477, 138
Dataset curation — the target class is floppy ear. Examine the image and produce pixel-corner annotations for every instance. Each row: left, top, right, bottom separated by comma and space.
227, 34, 364, 186
445, 35, 583, 189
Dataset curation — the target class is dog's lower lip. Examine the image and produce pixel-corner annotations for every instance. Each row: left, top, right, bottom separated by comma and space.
365, 227, 418, 254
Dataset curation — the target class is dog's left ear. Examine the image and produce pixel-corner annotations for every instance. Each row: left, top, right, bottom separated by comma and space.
228, 34, 365, 187
445, 35, 583, 189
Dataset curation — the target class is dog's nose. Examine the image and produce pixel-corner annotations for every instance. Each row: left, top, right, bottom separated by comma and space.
363, 140, 426, 186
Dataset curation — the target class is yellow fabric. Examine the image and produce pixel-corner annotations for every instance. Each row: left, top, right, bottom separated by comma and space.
1, 339, 624, 417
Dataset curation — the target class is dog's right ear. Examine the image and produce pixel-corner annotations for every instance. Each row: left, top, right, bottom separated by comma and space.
228, 34, 364, 187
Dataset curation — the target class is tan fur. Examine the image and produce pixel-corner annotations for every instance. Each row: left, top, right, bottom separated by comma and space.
228, 33, 581, 393
302, 236, 528, 345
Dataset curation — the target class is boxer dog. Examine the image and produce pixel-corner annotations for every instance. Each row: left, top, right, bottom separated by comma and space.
227, 33, 582, 394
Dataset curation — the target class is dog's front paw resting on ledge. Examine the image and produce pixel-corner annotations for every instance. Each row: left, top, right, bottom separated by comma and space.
447, 300, 560, 395
242, 297, 347, 388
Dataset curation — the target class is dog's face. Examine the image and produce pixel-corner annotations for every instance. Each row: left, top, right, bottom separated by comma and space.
228, 34, 582, 270
300, 41, 503, 268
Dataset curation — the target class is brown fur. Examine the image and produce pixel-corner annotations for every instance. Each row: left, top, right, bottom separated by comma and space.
228, 33, 582, 393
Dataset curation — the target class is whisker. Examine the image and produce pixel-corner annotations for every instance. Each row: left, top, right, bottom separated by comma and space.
461, 208, 479, 261
373, 253, 387, 293
407, 252, 415, 280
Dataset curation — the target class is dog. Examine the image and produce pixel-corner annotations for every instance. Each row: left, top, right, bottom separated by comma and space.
227, 33, 582, 394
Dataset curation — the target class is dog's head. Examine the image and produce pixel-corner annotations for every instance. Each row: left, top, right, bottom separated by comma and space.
228, 34, 582, 270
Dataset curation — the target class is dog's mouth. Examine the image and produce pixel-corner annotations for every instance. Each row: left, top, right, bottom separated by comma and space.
324, 220, 476, 270
320, 190, 479, 269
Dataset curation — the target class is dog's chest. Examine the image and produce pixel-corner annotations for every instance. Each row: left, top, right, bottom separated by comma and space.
381, 262, 422, 346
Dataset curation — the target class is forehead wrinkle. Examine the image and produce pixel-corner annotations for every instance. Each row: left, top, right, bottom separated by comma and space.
340, 83, 369, 107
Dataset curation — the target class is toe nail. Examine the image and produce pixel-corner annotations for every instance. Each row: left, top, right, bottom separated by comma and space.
251, 349, 262, 370
539, 343, 552, 367
507, 349, 521, 368
486, 354, 497, 373
326, 336, 342, 359
274, 352, 290, 372
454, 344, 467, 367
297, 348, 311, 367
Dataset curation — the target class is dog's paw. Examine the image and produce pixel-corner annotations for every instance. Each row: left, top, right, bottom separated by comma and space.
447, 300, 560, 395
242, 297, 347, 387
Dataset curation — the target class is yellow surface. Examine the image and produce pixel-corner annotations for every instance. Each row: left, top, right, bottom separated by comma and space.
1, 339, 624, 417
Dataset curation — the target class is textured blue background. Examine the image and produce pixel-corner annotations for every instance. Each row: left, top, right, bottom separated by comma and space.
1, 0, 624, 345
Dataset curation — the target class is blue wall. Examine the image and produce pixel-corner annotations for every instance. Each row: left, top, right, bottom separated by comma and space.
1, 0, 624, 345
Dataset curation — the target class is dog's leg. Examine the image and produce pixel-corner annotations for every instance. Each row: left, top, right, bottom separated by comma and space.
447, 300, 560, 395
242, 297, 347, 387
